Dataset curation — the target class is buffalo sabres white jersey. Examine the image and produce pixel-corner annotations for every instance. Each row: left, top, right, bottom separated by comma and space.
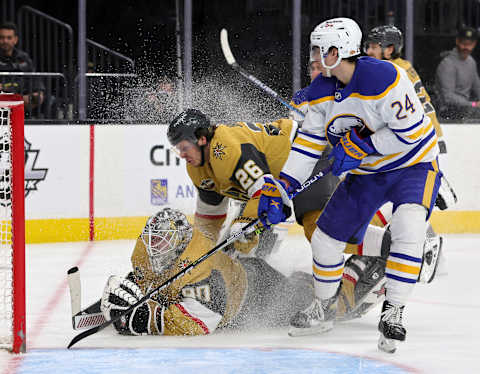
282, 56, 439, 184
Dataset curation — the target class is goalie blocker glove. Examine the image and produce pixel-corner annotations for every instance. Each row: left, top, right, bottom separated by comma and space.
100, 274, 163, 335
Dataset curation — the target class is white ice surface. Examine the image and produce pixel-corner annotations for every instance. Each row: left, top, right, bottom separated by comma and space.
0, 234, 479, 373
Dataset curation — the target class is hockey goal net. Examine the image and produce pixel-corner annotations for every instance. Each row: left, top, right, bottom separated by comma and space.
0, 94, 25, 353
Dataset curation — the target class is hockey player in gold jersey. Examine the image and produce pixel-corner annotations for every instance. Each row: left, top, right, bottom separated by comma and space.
100, 208, 384, 336
167, 109, 298, 259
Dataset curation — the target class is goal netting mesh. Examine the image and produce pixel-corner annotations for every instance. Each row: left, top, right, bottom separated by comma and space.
0, 97, 25, 353
0, 107, 14, 350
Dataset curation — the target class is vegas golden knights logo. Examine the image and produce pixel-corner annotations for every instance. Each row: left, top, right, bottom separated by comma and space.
212, 143, 226, 160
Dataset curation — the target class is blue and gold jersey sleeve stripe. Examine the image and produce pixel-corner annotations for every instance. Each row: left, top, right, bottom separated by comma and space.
294, 137, 326, 152
407, 121, 433, 141
391, 115, 424, 133
407, 136, 438, 167
357, 129, 436, 173
291, 146, 322, 159
393, 131, 423, 145
290, 100, 308, 109
297, 130, 327, 141
310, 96, 334, 105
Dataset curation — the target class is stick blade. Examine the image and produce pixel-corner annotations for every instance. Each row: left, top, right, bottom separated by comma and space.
68, 324, 102, 349
220, 28, 236, 65
67, 267, 82, 317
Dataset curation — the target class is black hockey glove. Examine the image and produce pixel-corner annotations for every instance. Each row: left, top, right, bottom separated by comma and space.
100, 275, 163, 335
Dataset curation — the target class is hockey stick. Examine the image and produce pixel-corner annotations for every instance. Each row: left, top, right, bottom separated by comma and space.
67, 267, 106, 330
67, 165, 332, 346
220, 28, 305, 118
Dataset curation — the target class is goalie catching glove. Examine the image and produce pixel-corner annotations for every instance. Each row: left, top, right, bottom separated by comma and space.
100, 274, 163, 335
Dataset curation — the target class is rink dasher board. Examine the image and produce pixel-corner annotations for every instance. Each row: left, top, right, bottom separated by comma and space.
20, 123, 480, 243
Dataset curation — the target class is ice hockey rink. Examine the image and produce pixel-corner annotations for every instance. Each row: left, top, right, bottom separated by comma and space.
0, 233, 479, 374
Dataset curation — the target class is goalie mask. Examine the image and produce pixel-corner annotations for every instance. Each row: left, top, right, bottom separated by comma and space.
141, 208, 193, 274
310, 17, 362, 74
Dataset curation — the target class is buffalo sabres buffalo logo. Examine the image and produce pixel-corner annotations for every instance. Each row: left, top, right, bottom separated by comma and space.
326, 114, 372, 146
212, 142, 226, 160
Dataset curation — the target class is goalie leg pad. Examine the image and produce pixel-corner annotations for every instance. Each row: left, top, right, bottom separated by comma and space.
338, 255, 386, 320
418, 224, 443, 283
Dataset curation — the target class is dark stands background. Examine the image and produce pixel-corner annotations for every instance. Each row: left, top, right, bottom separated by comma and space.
8, 0, 480, 121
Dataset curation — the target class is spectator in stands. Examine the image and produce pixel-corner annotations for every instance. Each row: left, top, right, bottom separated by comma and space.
0, 22, 46, 117
435, 26, 480, 120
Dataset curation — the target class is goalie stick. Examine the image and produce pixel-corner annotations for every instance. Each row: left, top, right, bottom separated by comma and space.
220, 28, 305, 118
66, 165, 332, 348
67, 267, 106, 330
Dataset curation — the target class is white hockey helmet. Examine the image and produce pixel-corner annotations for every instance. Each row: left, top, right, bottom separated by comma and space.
310, 17, 362, 71
141, 208, 193, 274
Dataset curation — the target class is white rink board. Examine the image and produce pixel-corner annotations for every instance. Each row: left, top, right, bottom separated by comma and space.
440, 125, 480, 210
94, 125, 196, 217
20, 123, 480, 220
23, 125, 89, 219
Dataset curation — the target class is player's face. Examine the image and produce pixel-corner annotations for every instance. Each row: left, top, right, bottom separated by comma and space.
456, 38, 477, 60
0, 29, 18, 55
365, 42, 383, 60
309, 61, 322, 81
174, 139, 202, 166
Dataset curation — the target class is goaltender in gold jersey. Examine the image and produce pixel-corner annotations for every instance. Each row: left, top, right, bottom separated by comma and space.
100, 208, 387, 336
100, 207, 316, 335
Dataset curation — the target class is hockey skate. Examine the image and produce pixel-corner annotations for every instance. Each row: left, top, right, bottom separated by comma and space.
378, 300, 406, 353
418, 235, 443, 283
288, 295, 337, 337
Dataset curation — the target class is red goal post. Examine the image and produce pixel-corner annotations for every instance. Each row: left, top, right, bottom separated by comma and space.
0, 94, 25, 353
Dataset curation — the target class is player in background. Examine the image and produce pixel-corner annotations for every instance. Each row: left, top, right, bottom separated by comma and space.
99, 208, 384, 336
258, 18, 442, 353
364, 25, 457, 213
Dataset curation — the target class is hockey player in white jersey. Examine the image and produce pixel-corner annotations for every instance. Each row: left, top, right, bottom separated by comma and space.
257, 18, 442, 353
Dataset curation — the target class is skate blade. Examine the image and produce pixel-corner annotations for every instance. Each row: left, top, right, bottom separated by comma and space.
378, 334, 398, 353
288, 322, 333, 337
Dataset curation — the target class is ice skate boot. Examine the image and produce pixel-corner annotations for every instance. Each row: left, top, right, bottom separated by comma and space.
378, 300, 406, 353
288, 295, 337, 337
